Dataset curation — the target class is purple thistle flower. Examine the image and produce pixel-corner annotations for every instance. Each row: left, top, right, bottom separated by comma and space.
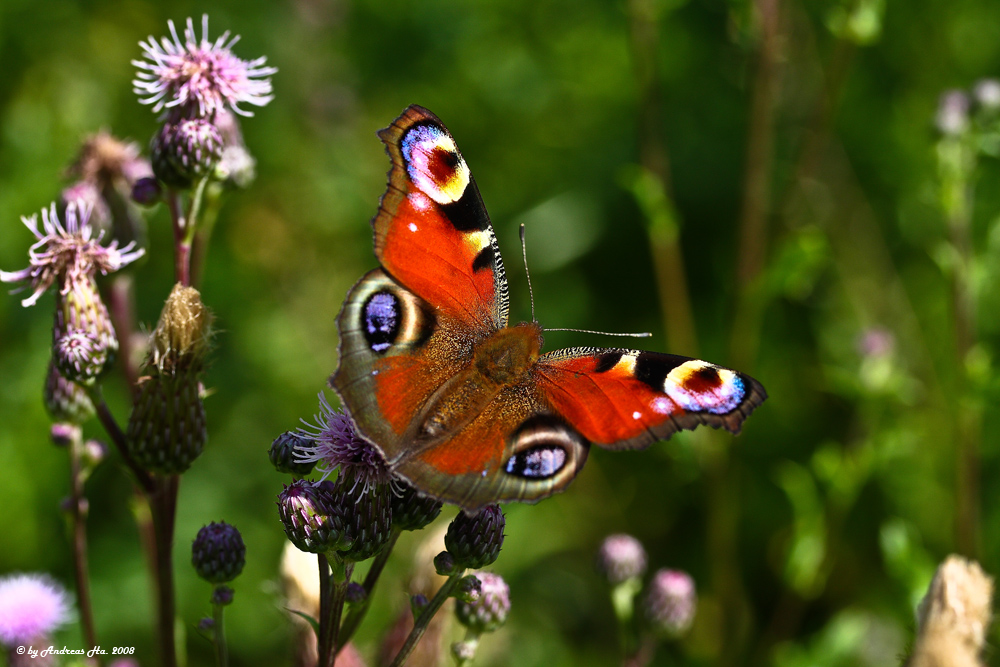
298, 393, 390, 491
0, 573, 72, 645
1, 201, 144, 308
642, 569, 697, 639
133, 15, 277, 118
596, 533, 648, 585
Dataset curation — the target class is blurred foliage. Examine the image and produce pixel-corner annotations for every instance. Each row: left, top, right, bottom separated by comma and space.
2, 0, 1000, 665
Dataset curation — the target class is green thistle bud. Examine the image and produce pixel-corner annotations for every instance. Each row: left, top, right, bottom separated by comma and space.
330, 470, 393, 562
391, 480, 443, 532
455, 572, 510, 634
434, 551, 458, 576
127, 284, 212, 474
445, 505, 505, 570
151, 116, 224, 187
211, 586, 235, 606
192, 521, 246, 584
277, 480, 348, 554
269, 431, 316, 476
52, 272, 118, 382
44, 361, 95, 425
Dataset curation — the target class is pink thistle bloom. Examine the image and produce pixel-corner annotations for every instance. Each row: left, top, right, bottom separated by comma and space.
133, 15, 277, 117
1, 201, 144, 307
0, 573, 72, 645
298, 393, 390, 491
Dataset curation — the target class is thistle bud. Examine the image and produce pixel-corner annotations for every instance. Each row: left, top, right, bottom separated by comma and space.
596, 534, 647, 585
455, 572, 510, 634
192, 521, 246, 584
211, 585, 234, 606
445, 505, 505, 570
131, 177, 163, 206
391, 480, 443, 532
53, 330, 110, 384
50, 423, 80, 447
936, 90, 970, 136
277, 480, 348, 554
642, 569, 697, 639
345, 582, 366, 604
43, 361, 95, 425
269, 431, 317, 476
151, 116, 224, 187
434, 551, 458, 577
329, 470, 393, 562
410, 593, 429, 617
456, 575, 483, 604
127, 284, 212, 474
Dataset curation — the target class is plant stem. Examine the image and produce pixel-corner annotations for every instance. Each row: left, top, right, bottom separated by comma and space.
190, 185, 222, 288
150, 475, 180, 667
317, 554, 333, 667
106, 274, 140, 394
389, 572, 464, 667
212, 596, 228, 667
66, 427, 100, 665
337, 530, 399, 653
167, 190, 190, 287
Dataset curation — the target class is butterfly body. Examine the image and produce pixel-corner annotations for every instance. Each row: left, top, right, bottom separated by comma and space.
332, 105, 767, 510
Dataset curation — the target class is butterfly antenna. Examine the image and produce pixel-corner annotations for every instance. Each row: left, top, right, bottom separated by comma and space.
520, 224, 537, 323
544, 328, 652, 338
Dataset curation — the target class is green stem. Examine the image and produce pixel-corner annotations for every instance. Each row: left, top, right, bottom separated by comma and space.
190, 185, 222, 288
337, 530, 400, 653
212, 596, 228, 667
389, 572, 464, 667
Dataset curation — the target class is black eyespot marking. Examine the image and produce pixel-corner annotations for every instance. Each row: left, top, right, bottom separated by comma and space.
635, 352, 686, 391
362, 291, 401, 353
472, 244, 495, 273
506, 445, 567, 479
505, 414, 586, 480
594, 351, 624, 373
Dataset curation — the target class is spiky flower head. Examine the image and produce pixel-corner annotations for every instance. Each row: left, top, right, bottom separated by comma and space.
192, 521, 246, 584
445, 505, 505, 570
43, 361, 95, 425
329, 469, 393, 562
0, 573, 72, 645
391, 479, 443, 532
127, 284, 212, 474
642, 569, 697, 639
596, 534, 647, 585
277, 480, 349, 554
269, 431, 317, 476
151, 115, 224, 187
455, 572, 510, 634
298, 395, 390, 492
66, 131, 151, 191
1, 201, 143, 308
53, 330, 109, 383
133, 15, 277, 118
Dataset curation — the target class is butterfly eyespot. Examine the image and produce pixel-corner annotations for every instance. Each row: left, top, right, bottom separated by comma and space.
505, 445, 568, 479
362, 291, 401, 353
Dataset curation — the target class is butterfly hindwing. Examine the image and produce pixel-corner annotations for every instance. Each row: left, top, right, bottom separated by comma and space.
373, 105, 509, 332
535, 347, 767, 449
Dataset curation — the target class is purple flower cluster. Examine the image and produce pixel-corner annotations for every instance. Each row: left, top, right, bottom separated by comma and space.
0, 573, 71, 646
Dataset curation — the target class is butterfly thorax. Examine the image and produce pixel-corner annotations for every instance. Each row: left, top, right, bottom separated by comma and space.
406, 322, 543, 448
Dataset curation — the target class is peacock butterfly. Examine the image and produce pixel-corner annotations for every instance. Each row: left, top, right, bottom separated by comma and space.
331, 105, 767, 510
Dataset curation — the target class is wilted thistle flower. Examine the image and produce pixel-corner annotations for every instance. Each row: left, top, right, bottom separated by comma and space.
66, 130, 152, 192
936, 90, 971, 136
133, 15, 277, 118
391, 479, 443, 532
298, 395, 391, 492
269, 431, 317, 476
2, 201, 143, 384
126, 284, 212, 474
596, 534, 647, 585
445, 505, 505, 570
277, 479, 349, 554
642, 569, 697, 639
0, 573, 71, 646
455, 572, 510, 634
192, 521, 246, 584
151, 115, 224, 187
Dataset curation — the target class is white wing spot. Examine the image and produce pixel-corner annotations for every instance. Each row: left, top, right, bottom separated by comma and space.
652, 397, 672, 414
632, 411, 642, 420
408, 222, 418, 232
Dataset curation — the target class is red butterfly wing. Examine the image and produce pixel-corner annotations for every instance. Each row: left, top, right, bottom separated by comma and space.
373, 105, 509, 331
535, 347, 767, 449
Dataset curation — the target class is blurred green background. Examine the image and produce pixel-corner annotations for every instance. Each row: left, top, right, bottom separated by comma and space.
2, 0, 1000, 664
